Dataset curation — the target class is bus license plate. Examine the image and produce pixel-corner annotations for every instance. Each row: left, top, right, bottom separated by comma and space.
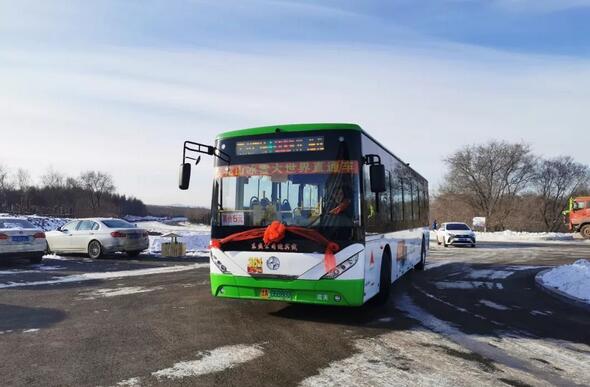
269, 289, 292, 300
12, 236, 29, 243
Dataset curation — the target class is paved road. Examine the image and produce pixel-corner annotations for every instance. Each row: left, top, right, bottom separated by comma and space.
0, 242, 589, 387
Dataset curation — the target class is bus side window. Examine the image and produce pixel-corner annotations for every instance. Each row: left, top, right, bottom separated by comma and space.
390, 173, 403, 229
378, 170, 392, 225
416, 184, 421, 221
400, 178, 405, 223
405, 179, 413, 225
388, 171, 394, 223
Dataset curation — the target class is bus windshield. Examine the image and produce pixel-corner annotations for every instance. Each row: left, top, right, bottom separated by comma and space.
212, 160, 360, 229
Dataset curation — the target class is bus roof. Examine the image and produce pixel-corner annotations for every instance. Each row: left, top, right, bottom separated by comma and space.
216, 123, 361, 140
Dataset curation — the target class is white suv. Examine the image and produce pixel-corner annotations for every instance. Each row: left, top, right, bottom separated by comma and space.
436, 222, 476, 247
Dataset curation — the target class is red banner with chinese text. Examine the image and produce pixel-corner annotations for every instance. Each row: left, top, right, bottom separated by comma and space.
215, 160, 359, 178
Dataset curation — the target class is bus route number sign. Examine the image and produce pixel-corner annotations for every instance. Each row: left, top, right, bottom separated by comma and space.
221, 211, 245, 226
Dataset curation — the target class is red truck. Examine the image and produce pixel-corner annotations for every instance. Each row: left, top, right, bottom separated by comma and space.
563, 196, 590, 239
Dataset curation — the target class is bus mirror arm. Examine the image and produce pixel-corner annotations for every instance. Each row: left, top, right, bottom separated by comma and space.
179, 140, 231, 190
183, 141, 231, 165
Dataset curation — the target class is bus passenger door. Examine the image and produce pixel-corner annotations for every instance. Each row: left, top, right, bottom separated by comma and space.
363, 238, 382, 302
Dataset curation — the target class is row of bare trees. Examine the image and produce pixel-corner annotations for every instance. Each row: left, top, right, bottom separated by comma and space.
435, 141, 590, 232
0, 165, 146, 217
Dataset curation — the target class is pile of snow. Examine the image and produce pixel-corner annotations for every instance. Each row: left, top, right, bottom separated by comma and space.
540, 259, 590, 303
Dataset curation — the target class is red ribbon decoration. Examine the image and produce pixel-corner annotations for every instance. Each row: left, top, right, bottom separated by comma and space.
210, 220, 339, 272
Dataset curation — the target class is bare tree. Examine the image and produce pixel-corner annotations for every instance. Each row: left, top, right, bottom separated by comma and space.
15, 168, 31, 191
41, 167, 65, 188
0, 164, 12, 191
15, 168, 31, 212
0, 164, 13, 211
78, 171, 115, 213
532, 156, 590, 232
65, 177, 81, 190
442, 141, 536, 230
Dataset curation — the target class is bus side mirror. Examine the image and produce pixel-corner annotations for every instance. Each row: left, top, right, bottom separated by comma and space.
179, 163, 191, 190
370, 164, 386, 193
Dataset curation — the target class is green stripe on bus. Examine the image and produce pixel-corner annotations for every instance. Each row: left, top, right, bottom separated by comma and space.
216, 123, 362, 140
210, 273, 365, 306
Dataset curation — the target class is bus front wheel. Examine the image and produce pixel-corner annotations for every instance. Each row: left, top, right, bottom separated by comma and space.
375, 251, 392, 304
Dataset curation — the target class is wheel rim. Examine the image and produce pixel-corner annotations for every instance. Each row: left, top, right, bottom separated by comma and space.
89, 242, 100, 257
583, 227, 590, 238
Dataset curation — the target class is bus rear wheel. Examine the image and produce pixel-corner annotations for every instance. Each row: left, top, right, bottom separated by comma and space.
375, 251, 392, 304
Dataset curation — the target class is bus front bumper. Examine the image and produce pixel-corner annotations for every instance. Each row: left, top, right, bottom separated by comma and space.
210, 273, 365, 307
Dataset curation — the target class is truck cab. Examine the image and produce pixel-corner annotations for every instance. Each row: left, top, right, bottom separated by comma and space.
565, 196, 590, 239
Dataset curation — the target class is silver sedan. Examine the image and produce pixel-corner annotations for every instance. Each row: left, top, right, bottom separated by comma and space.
46, 218, 149, 258
0, 217, 47, 263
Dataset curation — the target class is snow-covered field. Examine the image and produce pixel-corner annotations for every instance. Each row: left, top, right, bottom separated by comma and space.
538, 259, 590, 303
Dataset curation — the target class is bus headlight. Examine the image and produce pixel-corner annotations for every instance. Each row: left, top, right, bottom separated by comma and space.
211, 252, 231, 274
321, 252, 360, 279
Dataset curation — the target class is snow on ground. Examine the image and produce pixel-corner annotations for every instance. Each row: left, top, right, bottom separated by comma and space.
0, 214, 69, 231
465, 270, 514, 280
0, 264, 65, 275
116, 377, 141, 387
113, 344, 265, 385
478, 300, 510, 311
484, 335, 590, 386
300, 327, 548, 387
539, 259, 590, 303
152, 344, 265, 380
476, 231, 581, 242
141, 221, 211, 256
430, 230, 589, 243
140, 221, 210, 234
434, 281, 504, 290
124, 215, 188, 223
78, 286, 163, 300
0, 262, 208, 289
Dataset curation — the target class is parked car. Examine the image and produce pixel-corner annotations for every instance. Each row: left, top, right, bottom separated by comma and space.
436, 222, 476, 247
46, 218, 149, 258
0, 217, 47, 263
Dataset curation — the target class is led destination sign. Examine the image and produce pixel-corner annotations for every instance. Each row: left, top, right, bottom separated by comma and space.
236, 136, 325, 156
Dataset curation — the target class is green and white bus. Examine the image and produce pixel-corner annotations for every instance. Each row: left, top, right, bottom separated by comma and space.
179, 123, 429, 306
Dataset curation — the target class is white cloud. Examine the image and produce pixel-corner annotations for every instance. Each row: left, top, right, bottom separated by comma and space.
1, 43, 589, 206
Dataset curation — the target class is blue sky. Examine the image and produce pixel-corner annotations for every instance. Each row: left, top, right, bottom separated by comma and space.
1, 1, 589, 206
